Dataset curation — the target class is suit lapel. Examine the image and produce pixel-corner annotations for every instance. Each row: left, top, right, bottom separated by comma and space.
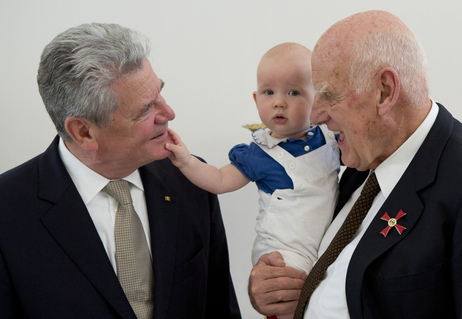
345, 104, 454, 318
140, 162, 179, 319
346, 174, 424, 318
38, 137, 135, 319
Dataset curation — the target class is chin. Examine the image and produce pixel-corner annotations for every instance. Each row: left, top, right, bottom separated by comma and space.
341, 154, 356, 170
150, 152, 170, 163
139, 149, 169, 166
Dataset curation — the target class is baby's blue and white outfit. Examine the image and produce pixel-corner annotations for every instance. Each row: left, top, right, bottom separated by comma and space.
229, 125, 340, 274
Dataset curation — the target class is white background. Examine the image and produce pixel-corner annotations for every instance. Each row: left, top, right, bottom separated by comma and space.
1, 1, 461, 317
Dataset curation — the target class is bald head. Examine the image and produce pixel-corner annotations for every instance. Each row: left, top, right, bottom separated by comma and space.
258, 42, 312, 75
261, 42, 312, 60
314, 10, 428, 108
321, 10, 411, 44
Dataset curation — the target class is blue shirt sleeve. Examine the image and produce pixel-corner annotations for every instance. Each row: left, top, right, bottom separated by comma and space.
228, 143, 260, 182
229, 142, 294, 194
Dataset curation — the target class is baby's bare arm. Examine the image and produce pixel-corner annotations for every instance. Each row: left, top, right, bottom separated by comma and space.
166, 129, 250, 194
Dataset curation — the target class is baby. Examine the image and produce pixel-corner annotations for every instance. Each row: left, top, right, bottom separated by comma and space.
167, 43, 340, 319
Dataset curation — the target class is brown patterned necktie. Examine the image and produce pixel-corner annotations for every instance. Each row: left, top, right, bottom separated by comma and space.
294, 172, 380, 319
103, 180, 153, 319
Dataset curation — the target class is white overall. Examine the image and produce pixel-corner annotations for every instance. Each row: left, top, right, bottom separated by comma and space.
252, 125, 340, 274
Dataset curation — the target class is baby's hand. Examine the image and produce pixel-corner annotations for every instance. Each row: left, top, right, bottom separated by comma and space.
166, 128, 192, 169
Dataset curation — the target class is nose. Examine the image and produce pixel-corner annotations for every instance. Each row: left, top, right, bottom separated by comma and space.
272, 94, 287, 109
310, 95, 330, 125
155, 94, 175, 123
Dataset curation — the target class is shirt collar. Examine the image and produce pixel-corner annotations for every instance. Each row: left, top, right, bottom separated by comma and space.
252, 127, 315, 148
58, 138, 144, 205
375, 99, 439, 198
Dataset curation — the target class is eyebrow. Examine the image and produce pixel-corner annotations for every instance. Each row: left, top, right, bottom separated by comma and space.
316, 83, 330, 95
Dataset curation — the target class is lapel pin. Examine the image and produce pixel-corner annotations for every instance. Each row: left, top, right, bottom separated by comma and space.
380, 209, 406, 237
164, 196, 171, 202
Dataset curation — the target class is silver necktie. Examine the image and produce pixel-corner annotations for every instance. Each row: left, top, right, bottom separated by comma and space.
103, 180, 153, 319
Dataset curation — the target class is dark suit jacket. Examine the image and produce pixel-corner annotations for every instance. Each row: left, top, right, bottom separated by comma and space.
335, 103, 462, 318
0, 136, 241, 319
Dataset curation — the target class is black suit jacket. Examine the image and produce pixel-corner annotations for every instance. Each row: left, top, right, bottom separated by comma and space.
336, 104, 462, 318
0, 136, 241, 319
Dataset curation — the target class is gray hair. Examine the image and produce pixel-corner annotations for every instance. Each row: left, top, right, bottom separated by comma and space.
37, 23, 152, 141
348, 29, 428, 108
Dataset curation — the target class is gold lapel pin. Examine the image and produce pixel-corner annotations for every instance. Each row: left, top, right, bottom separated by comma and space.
164, 196, 171, 202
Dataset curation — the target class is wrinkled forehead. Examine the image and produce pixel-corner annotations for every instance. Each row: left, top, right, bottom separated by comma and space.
311, 38, 351, 88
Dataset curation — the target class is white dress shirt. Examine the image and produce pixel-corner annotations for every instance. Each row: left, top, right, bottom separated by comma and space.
305, 100, 439, 318
58, 138, 152, 273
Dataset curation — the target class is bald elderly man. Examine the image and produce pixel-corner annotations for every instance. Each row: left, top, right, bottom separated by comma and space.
249, 10, 462, 319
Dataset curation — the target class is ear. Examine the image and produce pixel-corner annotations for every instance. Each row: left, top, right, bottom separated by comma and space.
64, 117, 99, 151
374, 67, 400, 117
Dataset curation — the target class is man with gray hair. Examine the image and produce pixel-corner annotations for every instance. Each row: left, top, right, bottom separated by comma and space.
0, 23, 241, 319
249, 10, 462, 318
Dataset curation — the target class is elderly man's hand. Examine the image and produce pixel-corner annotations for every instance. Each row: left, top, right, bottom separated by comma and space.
248, 252, 307, 316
